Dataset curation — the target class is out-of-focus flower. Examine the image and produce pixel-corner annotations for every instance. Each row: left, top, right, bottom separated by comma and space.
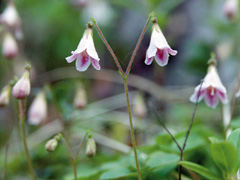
223, 0, 239, 20
145, 23, 177, 67
0, 85, 11, 107
190, 59, 228, 108
133, 93, 147, 119
86, 135, 96, 157
2, 32, 18, 59
73, 85, 87, 109
236, 87, 240, 97
71, 0, 88, 8
28, 91, 47, 125
0, 1, 23, 39
45, 138, 58, 152
66, 27, 100, 71
12, 65, 31, 99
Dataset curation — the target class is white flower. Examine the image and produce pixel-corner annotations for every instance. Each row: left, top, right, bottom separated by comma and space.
145, 23, 177, 67
2, 32, 18, 59
236, 87, 240, 98
223, 0, 238, 20
0, 85, 11, 107
28, 92, 47, 125
66, 28, 100, 71
190, 64, 228, 108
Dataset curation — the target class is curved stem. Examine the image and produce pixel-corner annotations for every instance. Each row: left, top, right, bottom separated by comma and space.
123, 78, 142, 180
92, 21, 124, 75
125, 17, 150, 76
19, 100, 36, 180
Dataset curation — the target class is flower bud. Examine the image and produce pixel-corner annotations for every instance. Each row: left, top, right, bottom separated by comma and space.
86, 136, 96, 157
133, 93, 147, 119
223, 0, 238, 20
28, 91, 47, 125
0, 85, 11, 107
45, 138, 58, 152
73, 85, 87, 109
2, 32, 18, 59
12, 70, 31, 99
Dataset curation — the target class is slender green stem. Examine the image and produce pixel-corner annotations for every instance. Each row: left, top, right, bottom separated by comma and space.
92, 20, 124, 75
18, 100, 36, 180
125, 17, 150, 76
73, 161, 77, 180
123, 78, 142, 180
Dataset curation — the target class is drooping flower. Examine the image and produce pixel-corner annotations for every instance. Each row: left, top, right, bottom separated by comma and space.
28, 91, 47, 125
73, 85, 87, 109
0, 1, 23, 39
0, 85, 11, 107
190, 60, 228, 108
66, 27, 100, 71
145, 23, 177, 67
223, 0, 238, 20
2, 32, 18, 59
86, 135, 97, 157
45, 139, 58, 152
12, 65, 31, 99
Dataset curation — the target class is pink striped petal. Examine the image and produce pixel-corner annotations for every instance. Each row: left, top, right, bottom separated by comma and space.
155, 48, 169, 67
218, 90, 228, 104
66, 53, 78, 63
75, 52, 91, 71
91, 58, 101, 70
204, 88, 219, 108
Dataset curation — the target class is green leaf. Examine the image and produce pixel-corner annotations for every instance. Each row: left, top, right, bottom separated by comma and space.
179, 161, 223, 180
227, 128, 240, 171
146, 152, 179, 178
208, 137, 220, 143
210, 141, 237, 175
99, 168, 138, 180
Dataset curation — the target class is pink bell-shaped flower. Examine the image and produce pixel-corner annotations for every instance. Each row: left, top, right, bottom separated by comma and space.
190, 60, 228, 108
28, 91, 47, 125
2, 32, 18, 59
12, 66, 31, 99
223, 0, 238, 20
66, 27, 100, 71
145, 23, 177, 67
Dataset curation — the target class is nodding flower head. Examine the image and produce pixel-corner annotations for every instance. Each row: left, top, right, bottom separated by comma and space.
28, 91, 47, 125
2, 32, 18, 59
223, 0, 239, 20
145, 23, 177, 67
66, 27, 100, 71
190, 59, 228, 108
12, 66, 31, 99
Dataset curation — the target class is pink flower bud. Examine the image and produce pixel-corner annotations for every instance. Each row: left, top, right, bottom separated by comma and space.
2, 32, 18, 59
0, 85, 11, 107
28, 92, 47, 125
86, 136, 96, 157
73, 85, 87, 109
133, 93, 147, 119
223, 0, 239, 20
45, 139, 58, 152
12, 70, 31, 99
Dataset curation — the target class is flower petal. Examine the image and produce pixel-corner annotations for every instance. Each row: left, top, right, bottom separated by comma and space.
86, 34, 100, 60
75, 53, 91, 71
91, 57, 101, 70
217, 90, 228, 104
66, 53, 78, 63
155, 48, 169, 67
204, 88, 219, 108
167, 48, 178, 56
145, 56, 154, 65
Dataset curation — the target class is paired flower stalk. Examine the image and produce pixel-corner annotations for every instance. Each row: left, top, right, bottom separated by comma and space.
65, 13, 177, 180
